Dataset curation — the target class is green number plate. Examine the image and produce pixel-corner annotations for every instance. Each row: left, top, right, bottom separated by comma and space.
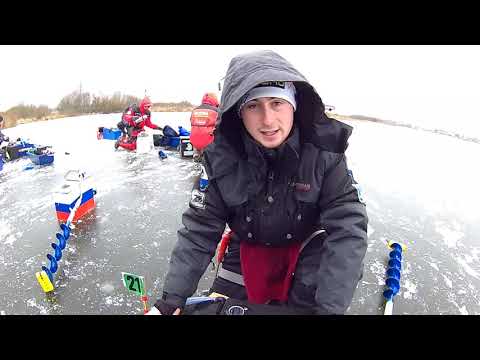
121, 272, 145, 296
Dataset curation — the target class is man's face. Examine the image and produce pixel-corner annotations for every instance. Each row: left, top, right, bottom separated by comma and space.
241, 97, 294, 149
143, 104, 152, 116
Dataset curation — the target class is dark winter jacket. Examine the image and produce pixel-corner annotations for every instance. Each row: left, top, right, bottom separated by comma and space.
158, 50, 368, 314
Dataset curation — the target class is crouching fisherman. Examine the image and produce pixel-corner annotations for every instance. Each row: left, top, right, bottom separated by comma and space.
115, 96, 162, 151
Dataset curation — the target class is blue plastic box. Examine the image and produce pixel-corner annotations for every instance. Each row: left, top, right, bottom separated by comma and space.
102, 128, 122, 140
27, 153, 54, 165
168, 137, 180, 148
20, 142, 35, 154
178, 126, 191, 136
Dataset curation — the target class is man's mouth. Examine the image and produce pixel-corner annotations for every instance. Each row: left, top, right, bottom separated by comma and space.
260, 129, 279, 136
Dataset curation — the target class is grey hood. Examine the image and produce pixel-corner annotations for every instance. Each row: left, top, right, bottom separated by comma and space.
215, 50, 352, 155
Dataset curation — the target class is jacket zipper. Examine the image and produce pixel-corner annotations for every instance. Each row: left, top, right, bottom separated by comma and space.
267, 170, 274, 198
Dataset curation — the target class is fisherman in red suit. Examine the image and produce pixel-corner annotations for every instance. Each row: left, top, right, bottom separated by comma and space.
189, 93, 219, 161
115, 96, 162, 151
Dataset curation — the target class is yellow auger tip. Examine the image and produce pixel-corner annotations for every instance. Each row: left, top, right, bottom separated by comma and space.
35, 271, 54, 293
209, 292, 229, 299
387, 240, 407, 252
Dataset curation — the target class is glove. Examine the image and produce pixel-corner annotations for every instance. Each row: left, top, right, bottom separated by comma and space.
154, 299, 181, 315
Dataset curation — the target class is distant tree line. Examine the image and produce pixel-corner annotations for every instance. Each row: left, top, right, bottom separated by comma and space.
348, 114, 480, 145
151, 100, 195, 112
1, 104, 52, 128
1, 90, 196, 128
57, 90, 142, 115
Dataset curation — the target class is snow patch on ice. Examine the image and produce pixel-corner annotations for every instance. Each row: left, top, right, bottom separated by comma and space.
471, 247, 480, 262
104, 296, 125, 306
435, 221, 464, 248
3, 234, 17, 246
99, 282, 115, 294
456, 257, 480, 280
369, 260, 386, 285
402, 279, 417, 299
459, 305, 468, 315
179, 170, 200, 181
26, 298, 48, 314
442, 274, 453, 289
0, 221, 14, 244
367, 224, 375, 237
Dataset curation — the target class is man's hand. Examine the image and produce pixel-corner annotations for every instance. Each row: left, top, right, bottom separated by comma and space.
145, 306, 181, 315
145, 307, 161, 315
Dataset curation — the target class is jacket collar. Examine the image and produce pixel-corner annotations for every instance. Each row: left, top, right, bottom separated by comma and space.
242, 124, 301, 178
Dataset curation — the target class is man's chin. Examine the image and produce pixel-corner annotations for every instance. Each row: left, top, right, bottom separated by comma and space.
258, 139, 282, 149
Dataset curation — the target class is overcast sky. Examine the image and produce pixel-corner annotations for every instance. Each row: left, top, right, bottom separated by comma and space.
2, 45, 480, 134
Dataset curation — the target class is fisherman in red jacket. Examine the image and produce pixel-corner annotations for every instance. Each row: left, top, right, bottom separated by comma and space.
189, 93, 219, 161
115, 96, 162, 151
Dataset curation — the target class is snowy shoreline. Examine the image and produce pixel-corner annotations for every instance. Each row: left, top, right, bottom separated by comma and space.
336, 114, 480, 145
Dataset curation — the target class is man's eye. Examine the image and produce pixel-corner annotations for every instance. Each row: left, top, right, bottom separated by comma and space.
246, 103, 257, 109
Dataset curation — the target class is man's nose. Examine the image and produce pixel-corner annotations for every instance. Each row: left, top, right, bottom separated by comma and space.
260, 104, 275, 126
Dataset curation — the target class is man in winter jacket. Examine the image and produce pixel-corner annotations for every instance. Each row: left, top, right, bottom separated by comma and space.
189, 92, 219, 161
115, 96, 162, 151
149, 50, 368, 315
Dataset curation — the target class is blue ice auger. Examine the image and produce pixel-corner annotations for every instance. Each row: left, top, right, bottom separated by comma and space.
382, 241, 407, 315
35, 196, 82, 293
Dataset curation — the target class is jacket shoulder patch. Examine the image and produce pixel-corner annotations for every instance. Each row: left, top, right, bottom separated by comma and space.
348, 169, 366, 205
199, 165, 209, 192
190, 189, 206, 209
190, 165, 209, 209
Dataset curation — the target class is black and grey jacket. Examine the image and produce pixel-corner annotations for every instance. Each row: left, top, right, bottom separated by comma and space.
158, 50, 368, 314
